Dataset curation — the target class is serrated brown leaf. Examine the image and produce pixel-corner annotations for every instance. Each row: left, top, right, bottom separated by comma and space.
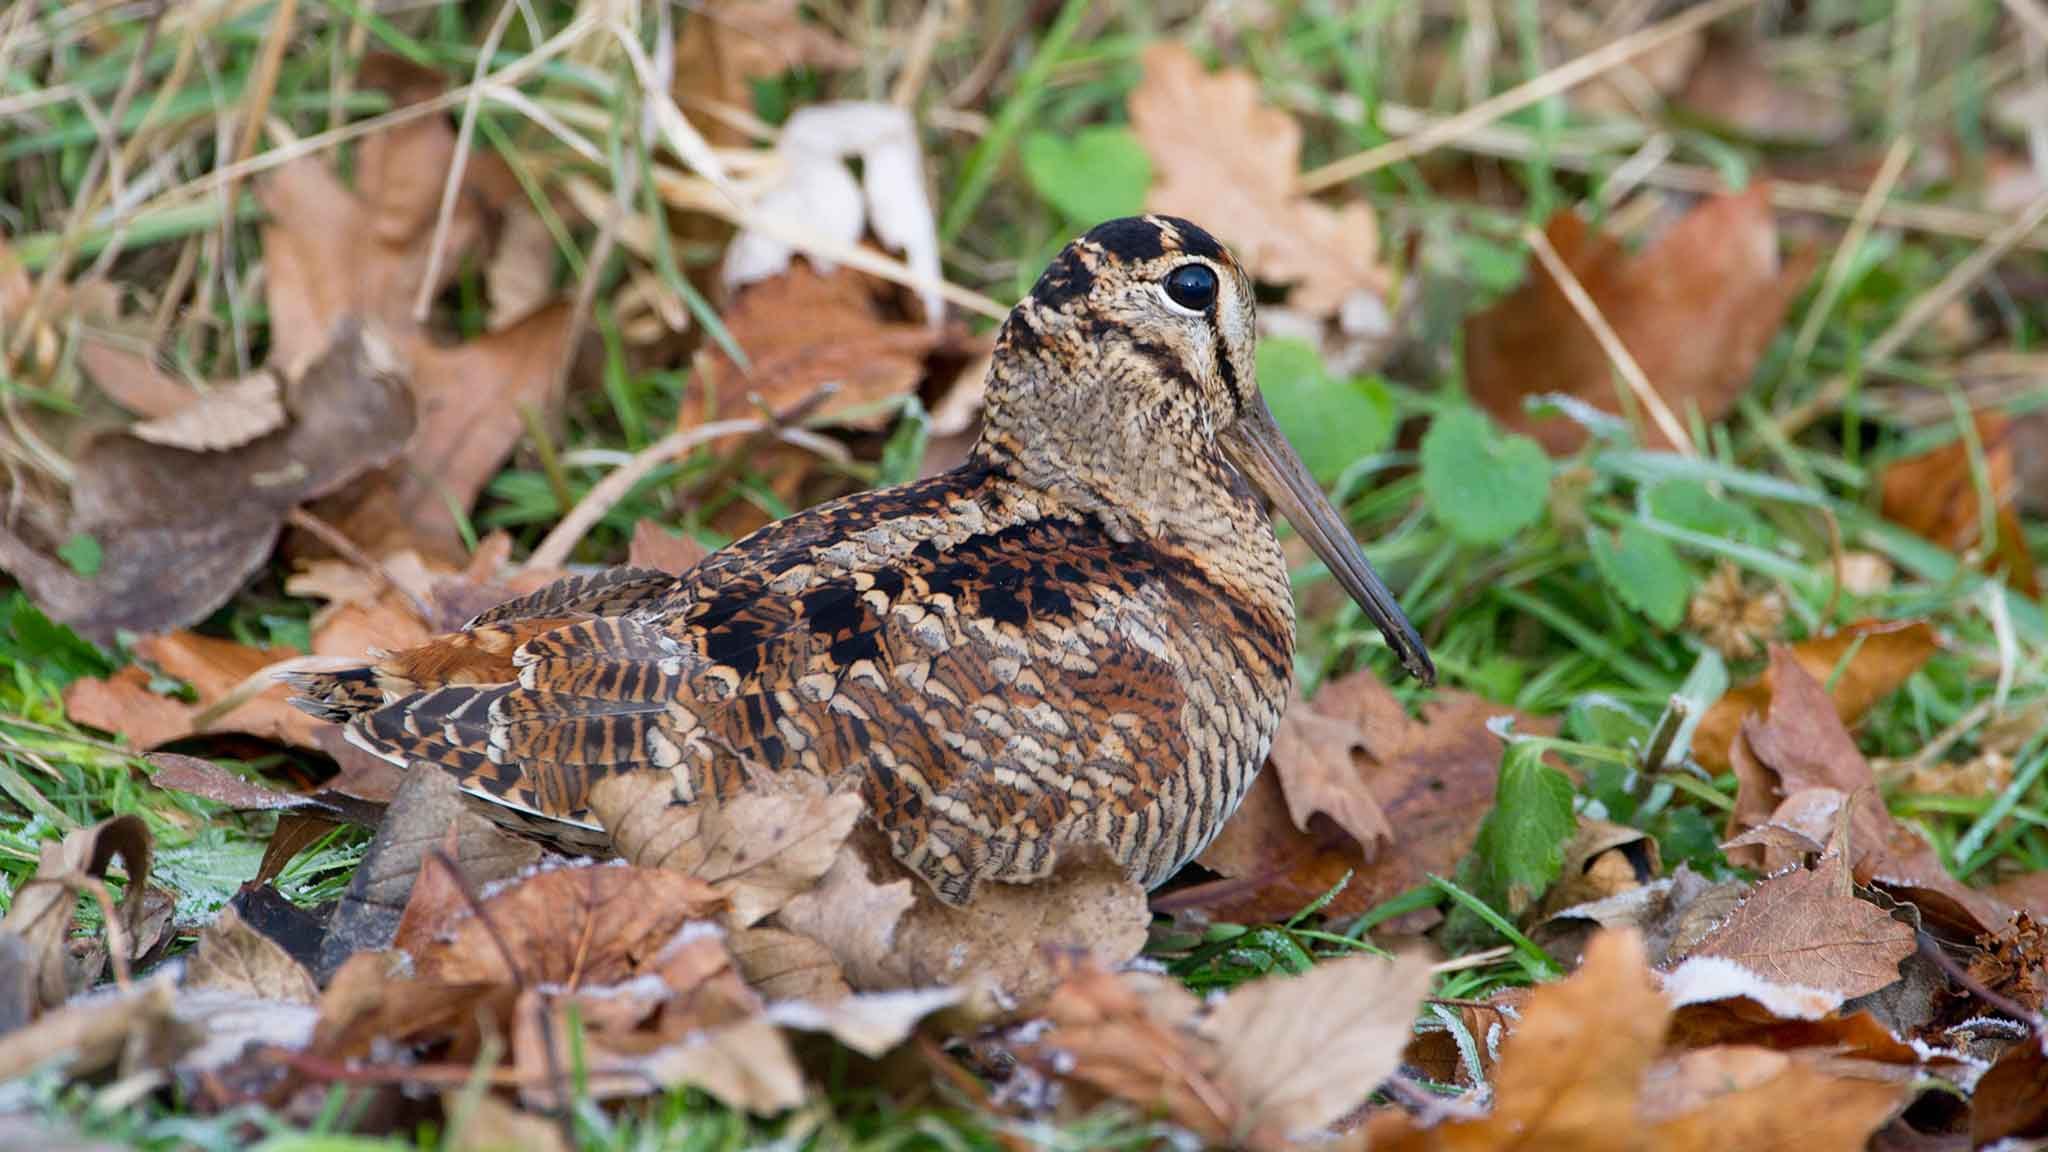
591, 771, 862, 928
770, 845, 915, 991
1690, 846, 1915, 1000
1697, 619, 1939, 774
1192, 671, 1554, 924
1466, 188, 1815, 455
726, 926, 851, 1002
1130, 43, 1388, 318
1721, 649, 2006, 936
182, 905, 318, 1004
1266, 701, 1394, 855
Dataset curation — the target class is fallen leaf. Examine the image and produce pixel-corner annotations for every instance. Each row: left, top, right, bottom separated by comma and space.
1695, 619, 1939, 773
1689, 842, 1915, 1000
1199, 950, 1434, 1143
633, 1014, 809, 1114
1535, 865, 1748, 972
485, 202, 557, 331
684, 262, 939, 434
1721, 648, 2006, 936
1266, 699, 1393, 855
1131, 43, 1389, 318
1971, 1034, 2048, 1145
1193, 672, 1554, 924
0, 320, 413, 643
726, 926, 851, 1002
765, 987, 962, 1057
628, 519, 709, 574
181, 905, 319, 1004
0, 978, 191, 1086
1465, 188, 1816, 455
675, 0, 859, 142
316, 766, 542, 981
592, 771, 863, 928
1025, 962, 1234, 1144
145, 753, 306, 811
1371, 930, 1669, 1151
1677, 33, 1851, 146
61, 667, 192, 751
1644, 1048, 1903, 1151
1539, 817, 1661, 918
444, 1089, 569, 1152
771, 845, 916, 992
0, 816, 152, 1013
1880, 411, 2039, 598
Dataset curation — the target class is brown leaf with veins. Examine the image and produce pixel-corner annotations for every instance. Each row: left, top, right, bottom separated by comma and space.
1193, 671, 1553, 924
771, 843, 916, 992
1689, 840, 1915, 1001
1722, 648, 2006, 937
1130, 43, 1389, 318
1265, 702, 1393, 855
1879, 411, 2039, 599
682, 262, 939, 435
182, 905, 318, 1004
591, 771, 863, 928
0, 816, 152, 1014
1695, 619, 1938, 774
726, 926, 851, 1002
1465, 188, 1815, 455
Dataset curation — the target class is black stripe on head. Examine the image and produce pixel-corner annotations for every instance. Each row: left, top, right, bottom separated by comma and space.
1083, 216, 1168, 262
1149, 215, 1227, 263
1027, 243, 1098, 310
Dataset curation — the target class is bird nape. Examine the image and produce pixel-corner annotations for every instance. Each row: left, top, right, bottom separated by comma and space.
289, 214, 1431, 905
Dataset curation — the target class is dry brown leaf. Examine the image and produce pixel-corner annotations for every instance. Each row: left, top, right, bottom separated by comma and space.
61, 667, 193, 751
73, 336, 203, 420
1677, 34, 1851, 146
1971, 1034, 2048, 1145
1695, 619, 1939, 774
1689, 842, 1915, 1001
485, 202, 557, 331
726, 926, 851, 1002
1026, 962, 1234, 1144
1200, 951, 1434, 1143
674, 0, 859, 143
591, 771, 863, 928
1372, 930, 1668, 1152
128, 374, 287, 452
0, 816, 152, 1014
182, 905, 318, 1004
1722, 649, 2006, 936
1542, 817, 1662, 918
145, 754, 305, 811
1131, 44, 1388, 319
1644, 1049, 1902, 1151
683, 262, 938, 435
1266, 701, 1393, 856
770, 846, 916, 991
1194, 672, 1554, 924
628, 519, 709, 574
1465, 188, 1815, 455
0, 978, 192, 1087
0, 320, 413, 643
765, 987, 962, 1057
1879, 411, 2039, 598
418, 863, 727, 988
634, 1015, 809, 1114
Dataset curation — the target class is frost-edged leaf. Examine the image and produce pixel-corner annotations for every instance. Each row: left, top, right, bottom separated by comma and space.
1021, 126, 1151, 225
1420, 408, 1551, 544
1590, 520, 1694, 628
1257, 338, 1394, 485
1446, 742, 1576, 944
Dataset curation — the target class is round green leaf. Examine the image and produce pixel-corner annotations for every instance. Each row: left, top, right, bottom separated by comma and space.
1256, 338, 1394, 486
1589, 520, 1694, 629
1019, 127, 1151, 226
1419, 408, 1551, 544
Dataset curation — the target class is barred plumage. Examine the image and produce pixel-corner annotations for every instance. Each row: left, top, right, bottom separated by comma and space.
292, 216, 1432, 905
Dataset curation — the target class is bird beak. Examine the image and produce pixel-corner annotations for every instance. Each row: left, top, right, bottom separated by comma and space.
1222, 396, 1436, 685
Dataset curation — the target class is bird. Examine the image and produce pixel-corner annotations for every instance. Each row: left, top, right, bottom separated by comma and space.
290, 215, 1433, 906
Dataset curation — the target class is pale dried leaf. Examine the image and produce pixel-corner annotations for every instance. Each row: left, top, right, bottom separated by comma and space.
128, 374, 285, 452
183, 905, 318, 1004
771, 844, 916, 990
0, 816, 153, 1013
726, 926, 851, 1002
766, 987, 962, 1057
636, 1015, 808, 1114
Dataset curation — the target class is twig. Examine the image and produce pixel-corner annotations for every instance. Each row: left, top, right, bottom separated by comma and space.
412, 0, 522, 324
1521, 223, 1695, 456
1917, 931, 2045, 1030
1777, 189, 2048, 438
1784, 137, 1915, 383
285, 506, 437, 623
524, 419, 767, 571
1299, 0, 1763, 190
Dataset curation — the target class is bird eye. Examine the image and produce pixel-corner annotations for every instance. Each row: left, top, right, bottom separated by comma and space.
1162, 263, 1219, 312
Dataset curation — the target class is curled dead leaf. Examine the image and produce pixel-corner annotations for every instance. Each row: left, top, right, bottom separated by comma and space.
1695, 619, 1938, 774
0, 815, 152, 1014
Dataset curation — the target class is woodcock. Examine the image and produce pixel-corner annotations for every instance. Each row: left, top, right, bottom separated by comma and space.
292, 215, 1434, 905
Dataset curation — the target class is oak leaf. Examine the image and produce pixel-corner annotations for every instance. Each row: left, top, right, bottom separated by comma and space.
591, 770, 863, 928
1465, 188, 1815, 454
1130, 43, 1389, 318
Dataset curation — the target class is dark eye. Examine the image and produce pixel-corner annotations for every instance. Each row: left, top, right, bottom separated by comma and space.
1163, 263, 1218, 312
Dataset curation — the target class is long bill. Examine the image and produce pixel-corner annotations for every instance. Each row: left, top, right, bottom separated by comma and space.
1222, 396, 1436, 685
